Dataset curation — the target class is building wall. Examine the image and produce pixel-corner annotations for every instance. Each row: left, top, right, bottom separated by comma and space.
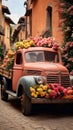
0, 3, 11, 52
4, 20, 10, 50
0, 0, 2, 25
0, 0, 2, 45
31, 0, 63, 44
18, 28, 26, 41
0, 10, 4, 47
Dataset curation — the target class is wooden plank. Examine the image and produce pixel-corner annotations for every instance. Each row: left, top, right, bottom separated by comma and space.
0, 67, 12, 79
31, 98, 73, 104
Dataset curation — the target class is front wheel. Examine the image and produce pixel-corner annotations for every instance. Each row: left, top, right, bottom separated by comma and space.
1, 80, 8, 101
21, 92, 32, 116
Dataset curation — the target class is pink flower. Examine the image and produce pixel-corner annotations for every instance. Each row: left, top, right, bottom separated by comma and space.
59, 3, 65, 7
63, 88, 68, 96
67, 6, 73, 12
52, 43, 60, 50
58, 8, 65, 13
59, 18, 66, 25
68, 58, 73, 62
70, 11, 73, 15
70, 70, 73, 76
63, 53, 68, 58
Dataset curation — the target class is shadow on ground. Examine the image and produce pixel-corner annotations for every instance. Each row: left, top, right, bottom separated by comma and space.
32, 103, 73, 117
8, 96, 73, 117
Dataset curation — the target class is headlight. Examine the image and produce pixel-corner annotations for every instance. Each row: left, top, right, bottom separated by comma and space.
35, 76, 46, 84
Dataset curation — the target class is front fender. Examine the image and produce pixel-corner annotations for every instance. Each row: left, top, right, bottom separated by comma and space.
17, 76, 40, 98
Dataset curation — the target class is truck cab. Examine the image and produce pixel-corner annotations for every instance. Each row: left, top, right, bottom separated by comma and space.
12, 47, 70, 91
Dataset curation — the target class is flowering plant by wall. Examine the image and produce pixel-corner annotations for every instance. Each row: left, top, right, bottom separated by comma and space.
59, 0, 73, 75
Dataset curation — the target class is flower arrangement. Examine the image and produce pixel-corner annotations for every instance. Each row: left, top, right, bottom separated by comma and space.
30, 83, 73, 99
1, 36, 62, 70
15, 36, 62, 51
1, 49, 15, 70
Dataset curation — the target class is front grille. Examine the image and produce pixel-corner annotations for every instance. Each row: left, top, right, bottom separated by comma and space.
47, 74, 59, 84
47, 73, 70, 87
61, 74, 70, 87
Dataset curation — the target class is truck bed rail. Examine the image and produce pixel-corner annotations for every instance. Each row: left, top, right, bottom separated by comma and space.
0, 67, 12, 79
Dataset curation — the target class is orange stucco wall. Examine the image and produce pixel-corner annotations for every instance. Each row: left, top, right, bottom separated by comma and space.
32, 0, 63, 44
0, 0, 2, 25
4, 21, 10, 50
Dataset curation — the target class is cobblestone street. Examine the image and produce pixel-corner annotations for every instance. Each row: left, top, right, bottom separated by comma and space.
0, 93, 73, 130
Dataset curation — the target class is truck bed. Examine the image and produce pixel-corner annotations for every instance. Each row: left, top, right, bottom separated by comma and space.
0, 66, 12, 79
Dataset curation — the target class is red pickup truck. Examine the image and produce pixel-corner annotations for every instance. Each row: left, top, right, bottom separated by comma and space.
0, 47, 73, 115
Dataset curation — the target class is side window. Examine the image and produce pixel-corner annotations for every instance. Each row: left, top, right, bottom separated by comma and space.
16, 53, 22, 64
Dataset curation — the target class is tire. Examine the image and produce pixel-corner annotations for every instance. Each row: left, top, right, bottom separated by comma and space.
21, 92, 32, 116
1, 80, 8, 101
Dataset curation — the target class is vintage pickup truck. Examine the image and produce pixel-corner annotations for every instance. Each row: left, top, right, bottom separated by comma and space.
0, 47, 73, 115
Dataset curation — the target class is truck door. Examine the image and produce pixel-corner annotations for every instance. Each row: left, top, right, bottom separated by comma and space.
12, 52, 23, 91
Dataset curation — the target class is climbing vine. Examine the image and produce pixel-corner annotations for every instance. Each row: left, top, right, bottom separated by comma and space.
59, 0, 73, 75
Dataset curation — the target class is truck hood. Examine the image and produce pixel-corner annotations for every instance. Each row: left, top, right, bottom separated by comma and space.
25, 62, 68, 73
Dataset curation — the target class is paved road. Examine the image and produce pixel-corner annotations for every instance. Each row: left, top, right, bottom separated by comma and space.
0, 94, 73, 130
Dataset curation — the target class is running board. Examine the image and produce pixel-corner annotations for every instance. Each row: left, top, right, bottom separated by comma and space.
6, 90, 17, 97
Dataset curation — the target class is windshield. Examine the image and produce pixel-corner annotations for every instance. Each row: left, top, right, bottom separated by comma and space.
25, 51, 59, 63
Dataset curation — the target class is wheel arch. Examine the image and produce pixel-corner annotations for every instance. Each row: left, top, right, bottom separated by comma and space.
17, 76, 36, 98
0, 76, 8, 101
17, 84, 24, 97
1, 77, 7, 89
